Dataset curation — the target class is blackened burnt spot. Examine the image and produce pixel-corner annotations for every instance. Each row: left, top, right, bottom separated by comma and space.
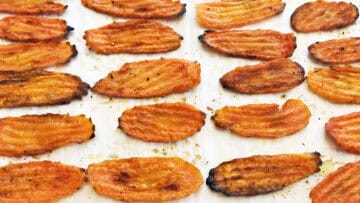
71, 45, 78, 58
90, 132, 95, 139
163, 184, 180, 191
198, 34, 205, 42
115, 172, 130, 183
176, 4, 187, 17
269, 66, 282, 71
67, 26, 74, 32
135, 7, 148, 12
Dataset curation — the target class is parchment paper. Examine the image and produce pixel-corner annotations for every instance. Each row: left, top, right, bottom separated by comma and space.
0, 0, 359, 202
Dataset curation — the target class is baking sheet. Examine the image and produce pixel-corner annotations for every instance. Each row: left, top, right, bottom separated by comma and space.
0, 0, 359, 202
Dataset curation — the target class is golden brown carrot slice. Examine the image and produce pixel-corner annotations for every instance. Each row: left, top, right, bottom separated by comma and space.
0, 0, 66, 15
81, 0, 186, 19
0, 71, 89, 108
0, 42, 77, 72
207, 153, 321, 196
0, 114, 94, 157
307, 66, 360, 104
330, 64, 360, 73
212, 99, 311, 138
310, 160, 360, 203
84, 20, 182, 54
291, 1, 358, 33
196, 0, 285, 29
199, 30, 296, 60
326, 112, 360, 154
119, 103, 205, 142
309, 38, 360, 64
87, 157, 203, 202
92, 58, 200, 98
0, 16, 73, 42
0, 161, 85, 202
220, 59, 304, 94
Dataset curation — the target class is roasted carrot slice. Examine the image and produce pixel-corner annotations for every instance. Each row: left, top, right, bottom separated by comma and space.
196, 0, 285, 29
207, 153, 321, 196
92, 58, 200, 98
326, 112, 360, 154
291, 1, 358, 33
81, 0, 186, 19
220, 59, 304, 94
119, 103, 205, 142
307, 66, 360, 104
199, 30, 296, 60
87, 157, 203, 202
0, 16, 73, 42
0, 42, 77, 72
84, 20, 182, 54
212, 99, 311, 138
309, 38, 360, 64
0, 0, 66, 15
0, 161, 85, 202
0, 71, 89, 108
0, 114, 94, 157
310, 160, 360, 203
329, 65, 360, 73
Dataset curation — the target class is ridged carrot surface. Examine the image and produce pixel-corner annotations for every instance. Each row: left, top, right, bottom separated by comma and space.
84, 20, 182, 54
81, 0, 186, 19
196, 0, 285, 29
0, 16, 72, 42
92, 58, 200, 98
119, 103, 205, 142
212, 99, 311, 138
326, 112, 360, 154
87, 157, 203, 202
220, 59, 304, 94
310, 160, 360, 203
207, 153, 321, 196
199, 29, 296, 60
0, 161, 85, 202
0, 0, 66, 15
0, 114, 94, 157
291, 1, 358, 33
0, 71, 89, 108
0, 42, 77, 72
307, 66, 360, 104
309, 38, 360, 64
